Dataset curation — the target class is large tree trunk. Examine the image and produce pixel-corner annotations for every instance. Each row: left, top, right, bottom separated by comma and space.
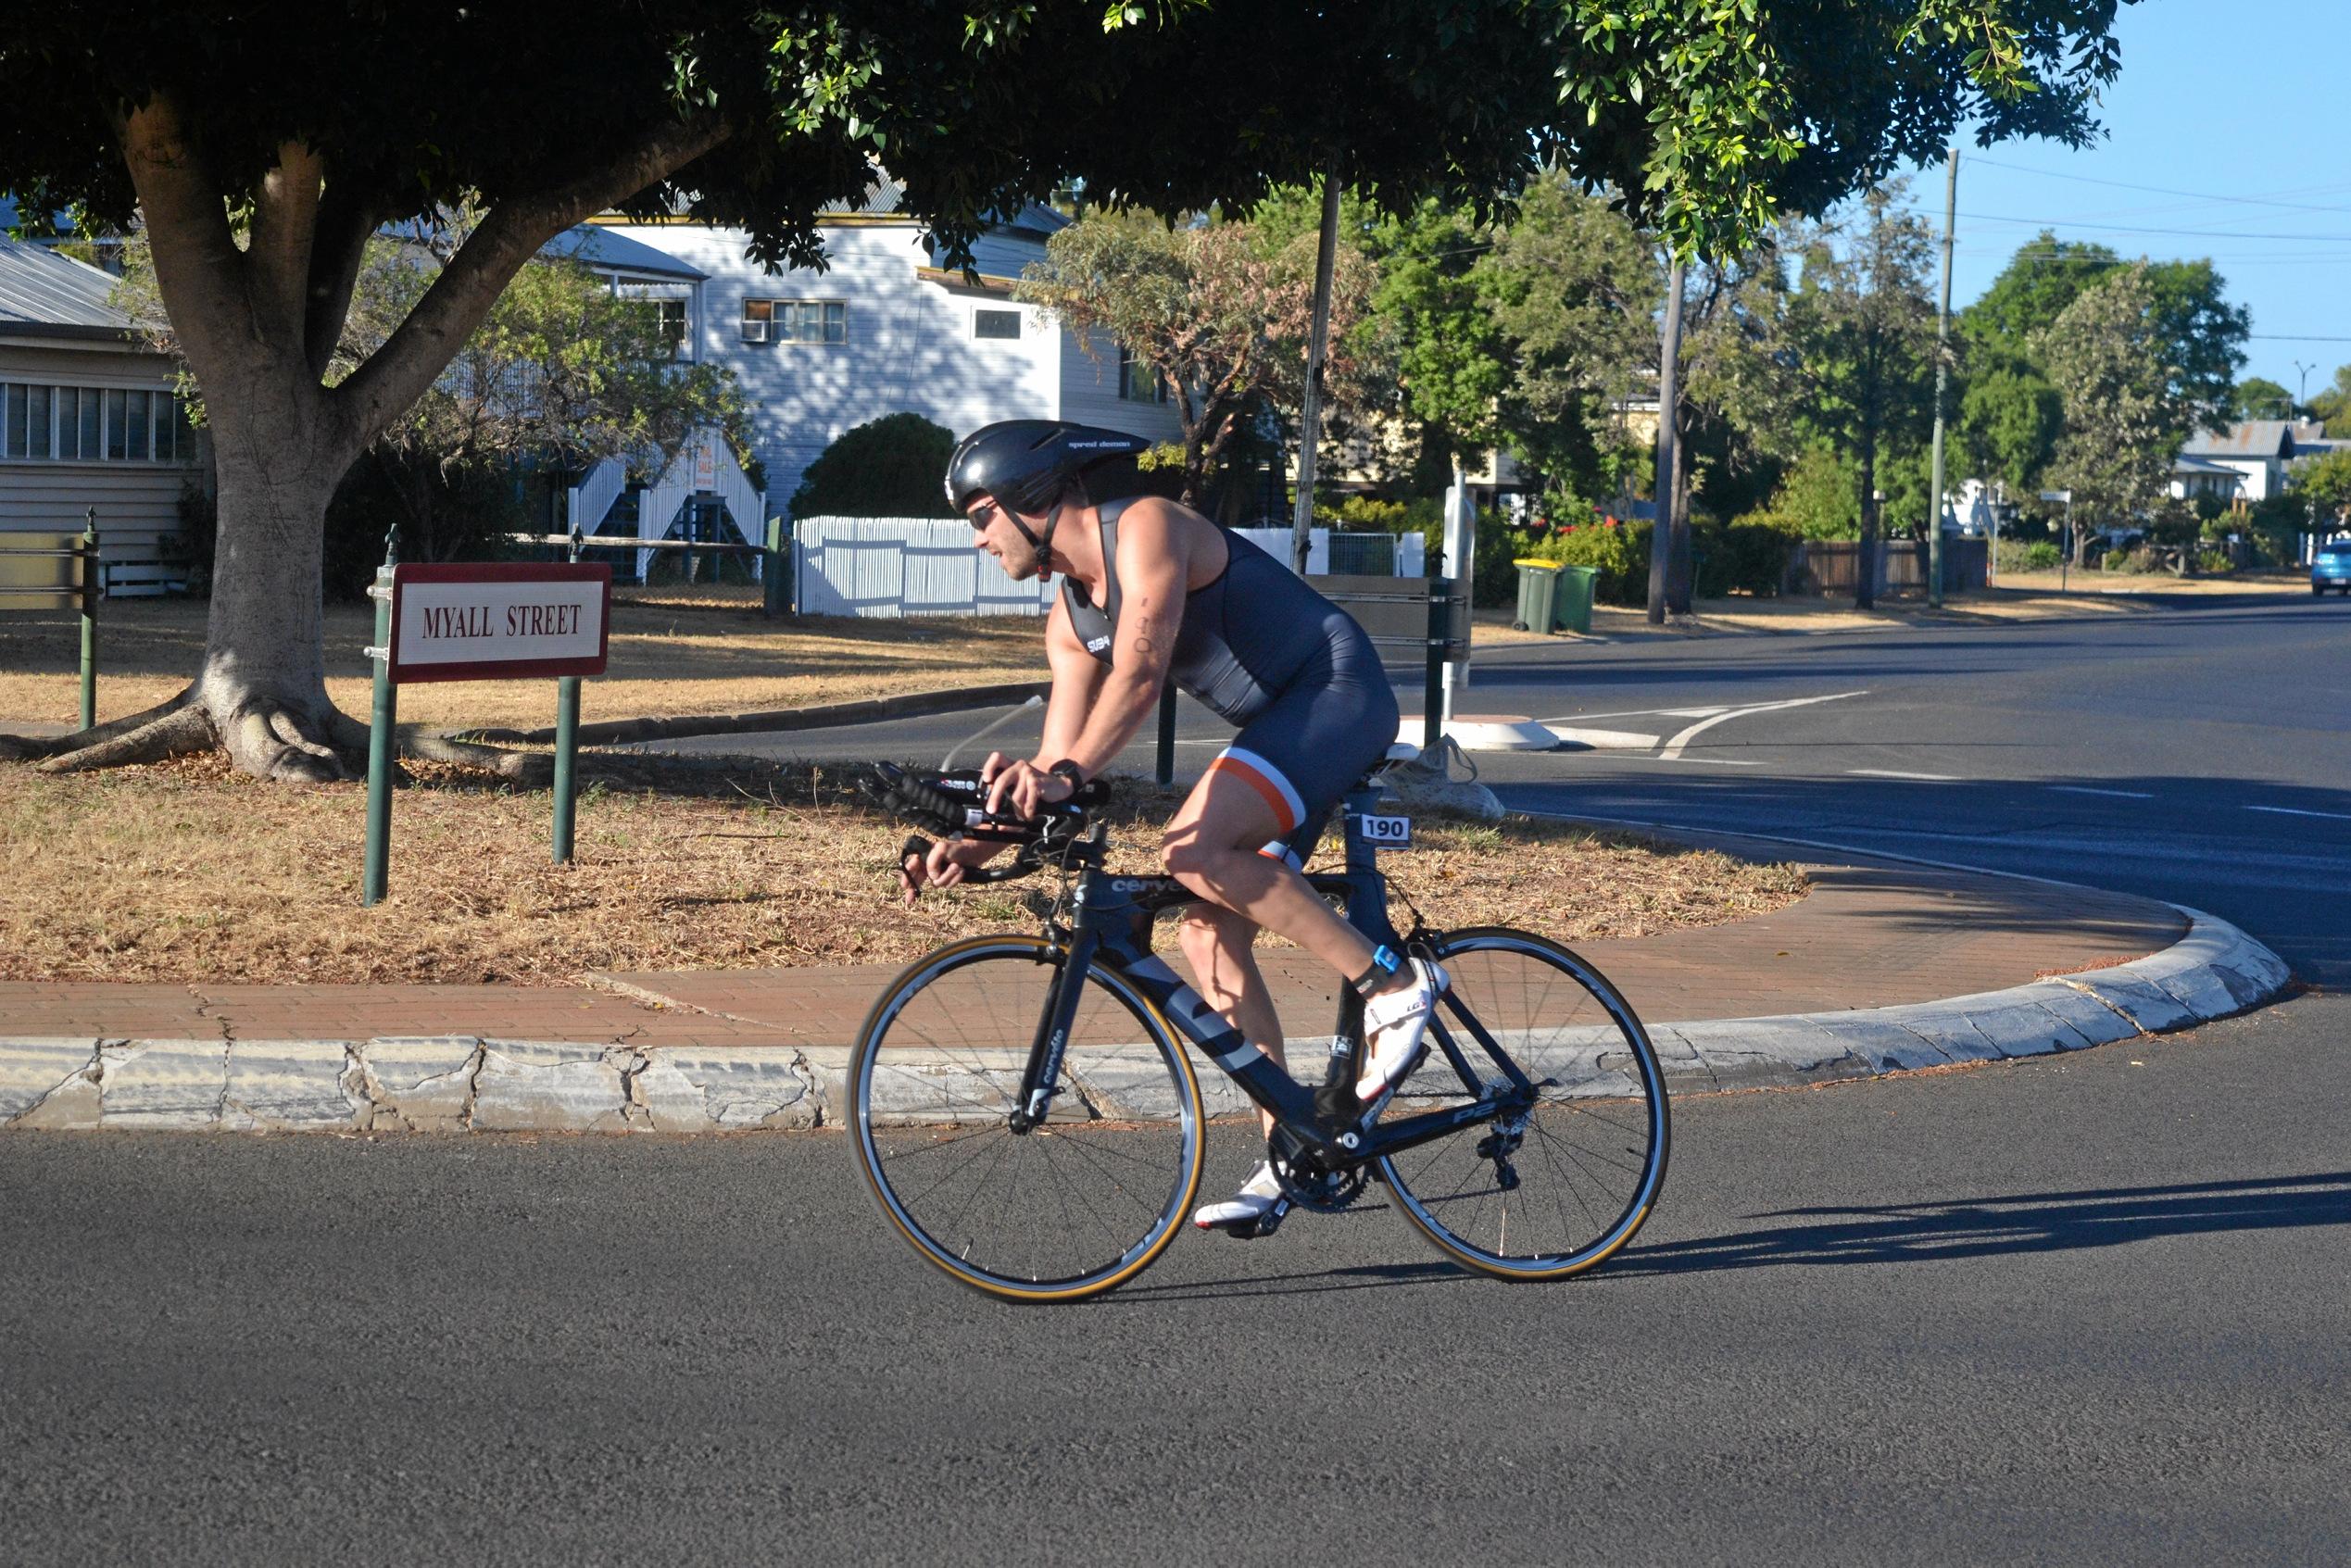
195, 410, 355, 780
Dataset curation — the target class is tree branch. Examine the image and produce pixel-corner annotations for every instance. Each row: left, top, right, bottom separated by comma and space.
329, 117, 731, 458
246, 140, 326, 341
305, 179, 379, 382
117, 94, 258, 379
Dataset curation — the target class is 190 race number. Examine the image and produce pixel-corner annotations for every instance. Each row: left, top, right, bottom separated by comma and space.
1358, 813, 1413, 847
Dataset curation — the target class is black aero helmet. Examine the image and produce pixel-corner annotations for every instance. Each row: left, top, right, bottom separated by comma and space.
944, 420, 1153, 518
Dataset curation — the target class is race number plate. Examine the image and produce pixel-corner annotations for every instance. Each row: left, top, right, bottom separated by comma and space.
1357, 812, 1413, 847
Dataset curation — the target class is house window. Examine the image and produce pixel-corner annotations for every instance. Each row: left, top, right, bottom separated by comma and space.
742, 297, 847, 345
0, 382, 195, 465
1118, 346, 1167, 404
637, 298, 689, 358
974, 307, 1021, 341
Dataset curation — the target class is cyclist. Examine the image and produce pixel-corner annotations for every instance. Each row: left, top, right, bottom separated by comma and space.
900, 419, 1447, 1234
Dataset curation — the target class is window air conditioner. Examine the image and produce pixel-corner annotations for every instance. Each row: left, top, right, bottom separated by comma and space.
740, 320, 769, 343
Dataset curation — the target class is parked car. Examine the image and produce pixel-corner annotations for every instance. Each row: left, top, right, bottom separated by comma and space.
2313, 538, 2351, 596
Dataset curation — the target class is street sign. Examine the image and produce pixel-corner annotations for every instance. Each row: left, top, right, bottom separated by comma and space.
385, 562, 610, 684
2038, 489, 2072, 503
0, 531, 84, 611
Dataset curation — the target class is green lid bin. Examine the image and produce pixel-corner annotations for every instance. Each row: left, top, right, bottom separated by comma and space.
1553, 564, 1597, 634
1511, 558, 1560, 633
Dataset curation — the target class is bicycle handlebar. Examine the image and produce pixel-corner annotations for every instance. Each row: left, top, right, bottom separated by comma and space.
861, 763, 1109, 886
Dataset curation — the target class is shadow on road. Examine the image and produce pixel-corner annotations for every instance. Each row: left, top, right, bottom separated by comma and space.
1616, 1172, 2351, 1277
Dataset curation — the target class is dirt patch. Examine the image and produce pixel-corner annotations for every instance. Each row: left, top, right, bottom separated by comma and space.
0, 588, 1045, 734
0, 748, 1805, 985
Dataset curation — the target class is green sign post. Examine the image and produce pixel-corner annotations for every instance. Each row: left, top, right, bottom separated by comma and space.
360, 540, 611, 906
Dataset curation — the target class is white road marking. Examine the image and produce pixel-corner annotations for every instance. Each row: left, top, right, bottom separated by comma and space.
2246, 804, 2351, 822
1544, 725, 1662, 750
1634, 754, 1763, 766
2047, 785, 2155, 799
1537, 705, 1726, 722
1657, 690, 1867, 761
1847, 769, 1963, 782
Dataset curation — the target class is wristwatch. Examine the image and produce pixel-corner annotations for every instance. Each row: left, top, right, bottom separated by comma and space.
1047, 759, 1087, 790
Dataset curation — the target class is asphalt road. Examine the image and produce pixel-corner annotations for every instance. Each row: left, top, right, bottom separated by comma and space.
4, 997, 2345, 1565
8, 593, 2346, 1564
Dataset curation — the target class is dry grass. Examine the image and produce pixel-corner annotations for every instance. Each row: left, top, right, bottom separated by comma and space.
0, 748, 1805, 985
0, 586, 1045, 734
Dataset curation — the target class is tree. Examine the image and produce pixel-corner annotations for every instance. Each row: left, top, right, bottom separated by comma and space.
3, 0, 2134, 780
2292, 446, 2351, 526
1780, 186, 1940, 609
1015, 214, 1377, 508
2041, 264, 2191, 569
2305, 366, 2351, 436
788, 414, 959, 521
2231, 377, 2295, 422
1669, 237, 1798, 596
1477, 174, 1663, 507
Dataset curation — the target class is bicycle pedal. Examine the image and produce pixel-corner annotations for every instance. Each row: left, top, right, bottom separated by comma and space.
1226, 1198, 1291, 1240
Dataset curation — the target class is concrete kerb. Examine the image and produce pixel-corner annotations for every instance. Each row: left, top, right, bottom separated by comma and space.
462, 679, 1054, 749
0, 909, 2291, 1134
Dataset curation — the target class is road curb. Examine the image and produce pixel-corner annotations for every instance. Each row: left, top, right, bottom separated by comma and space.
0, 907, 2292, 1134
462, 680, 1051, 748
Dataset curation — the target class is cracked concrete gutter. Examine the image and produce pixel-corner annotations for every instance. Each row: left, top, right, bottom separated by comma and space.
0, 906, 2289, 1134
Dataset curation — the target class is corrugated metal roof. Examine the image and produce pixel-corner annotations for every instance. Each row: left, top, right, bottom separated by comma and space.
2181, 420, 2294, 458
543, 225, 706, 281
0, 234, 128, 332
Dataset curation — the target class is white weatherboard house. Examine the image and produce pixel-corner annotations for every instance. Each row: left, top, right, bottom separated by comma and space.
2169, 419, 2351, 505
587, 176, 1182, 537
0, 234, 203, 591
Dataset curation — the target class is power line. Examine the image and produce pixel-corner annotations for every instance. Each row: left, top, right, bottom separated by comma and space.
1961, 155, 2351, 219
1956, 210, 2351, 243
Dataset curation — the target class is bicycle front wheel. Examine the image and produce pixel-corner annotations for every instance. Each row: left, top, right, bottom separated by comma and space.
847, 935, 1206, 1303
1377, 928, 1669, 1280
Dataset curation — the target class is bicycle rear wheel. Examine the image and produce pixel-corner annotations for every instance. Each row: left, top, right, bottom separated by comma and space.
848, 935, 1205, 1303
1377, 927, 1669, 1280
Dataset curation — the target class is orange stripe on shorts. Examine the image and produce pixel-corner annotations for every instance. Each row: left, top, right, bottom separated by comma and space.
1207, 755, 1298, 832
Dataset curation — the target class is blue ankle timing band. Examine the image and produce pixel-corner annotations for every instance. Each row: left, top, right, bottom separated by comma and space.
1350, 945, 1401, 997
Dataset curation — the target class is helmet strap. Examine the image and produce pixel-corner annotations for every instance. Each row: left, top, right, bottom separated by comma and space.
1008, 495, 1066, 584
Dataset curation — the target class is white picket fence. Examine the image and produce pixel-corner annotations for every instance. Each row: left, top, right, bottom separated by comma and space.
792, 520, 1424, 618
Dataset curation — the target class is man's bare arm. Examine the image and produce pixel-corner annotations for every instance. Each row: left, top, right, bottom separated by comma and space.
1055, 505, 1188, 779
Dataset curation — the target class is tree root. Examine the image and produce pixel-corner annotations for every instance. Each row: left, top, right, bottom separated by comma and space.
401, 729, 554, 784
0, 687, 199, 762
34, 703, 217, 773
7, 687, 551, 786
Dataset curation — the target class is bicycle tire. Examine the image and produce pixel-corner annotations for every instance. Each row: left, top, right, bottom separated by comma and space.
848, 935, 1206, 1303
1376, 927, 1669, 1280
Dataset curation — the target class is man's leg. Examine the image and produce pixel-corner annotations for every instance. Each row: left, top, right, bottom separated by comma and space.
1163, 752, 1447, 1110
1176, 904, 1285, 1137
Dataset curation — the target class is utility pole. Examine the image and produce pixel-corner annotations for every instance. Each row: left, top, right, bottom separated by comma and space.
1647, 252, 1686, 624
1291, 166, 1342, 574
1928, 147, 1958, 609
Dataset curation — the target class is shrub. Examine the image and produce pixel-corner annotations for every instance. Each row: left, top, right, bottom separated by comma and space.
1740, 444, 1861, 541
1522, 516, 1652, 606
1693, 516, 1801, 597
789, 412, 958, 521
2024, 540, 2061, 571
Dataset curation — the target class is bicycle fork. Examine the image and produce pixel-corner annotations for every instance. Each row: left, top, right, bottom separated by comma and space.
1006, 931, 1097, 1134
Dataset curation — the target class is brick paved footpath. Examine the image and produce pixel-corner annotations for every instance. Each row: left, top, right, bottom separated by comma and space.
0, 834, 2184, 1050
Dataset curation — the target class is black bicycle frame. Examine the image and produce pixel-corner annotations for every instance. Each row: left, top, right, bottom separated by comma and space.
1011, 781, 1535, 1166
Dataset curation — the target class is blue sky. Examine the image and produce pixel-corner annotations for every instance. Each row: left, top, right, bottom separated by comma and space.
1892, 0, 2351, 400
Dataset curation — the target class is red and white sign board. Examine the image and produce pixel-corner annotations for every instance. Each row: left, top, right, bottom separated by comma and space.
387, 563, 611, 684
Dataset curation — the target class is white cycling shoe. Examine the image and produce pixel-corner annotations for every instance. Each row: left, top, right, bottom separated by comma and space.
1354, 958, 1450, 1103
1192, 1160, 1282, 1230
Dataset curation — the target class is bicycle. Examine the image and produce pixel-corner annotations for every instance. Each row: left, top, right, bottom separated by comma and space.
848, 762, 1670, 1303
